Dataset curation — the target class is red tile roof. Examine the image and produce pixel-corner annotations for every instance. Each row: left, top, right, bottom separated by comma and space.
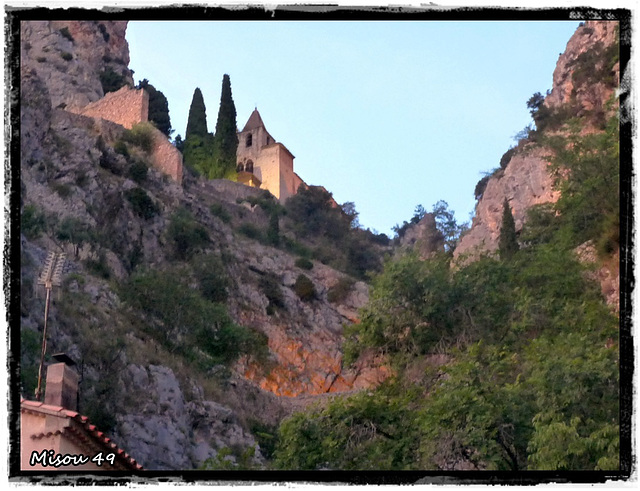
21, 399, 143, 470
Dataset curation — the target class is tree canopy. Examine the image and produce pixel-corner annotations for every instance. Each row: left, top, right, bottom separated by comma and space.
137, 79, 172, 137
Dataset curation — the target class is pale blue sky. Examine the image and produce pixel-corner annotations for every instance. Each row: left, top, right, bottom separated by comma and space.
126, 20, 582, 235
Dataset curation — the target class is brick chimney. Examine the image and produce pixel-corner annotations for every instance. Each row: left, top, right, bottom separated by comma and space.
44, 353, 79, 411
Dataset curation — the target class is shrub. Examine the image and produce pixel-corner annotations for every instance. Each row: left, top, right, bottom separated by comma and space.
121, 123, 155, 153
127, 160, 149, 184
237, 223, 263, 241
60, 52, 73, 61
210, 203, 232, 224
474, 175, 491, 200
193, 254, 229, 303
125, 187, 159, 220
259, 274, 285, 313
98, 151, 124, 175
114, 140, 129, 157
51, 182, 72, 199
36, 56, 46, 63
97, 23, 110, 42
327, 276, 355, 304
99, 67, 127, 94
166, 208, 210, 261
285, 185, 350, 240
85, 252, 111, 279
281, 236, 312, 258
295, 257, 314, 270
59, 27, 74, 42
126, 243, 144, 273
21, 205, 46, 239
75, 170, 89, 188
294, 274, 316, 302
56, 216, 93, 256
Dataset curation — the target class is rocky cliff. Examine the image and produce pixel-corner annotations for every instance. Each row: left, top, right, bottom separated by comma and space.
21, 21, 133, 111
453, 21, 620, 308
18, 20, 385, 470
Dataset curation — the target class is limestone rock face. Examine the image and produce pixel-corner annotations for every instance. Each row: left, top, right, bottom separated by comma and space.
114, 365, 263, 470
228, 240, 389, 397
21, 20, 132, 111
454, 20, 619, 262
544, 21, 619, 115
454, 146, 560, 259
398, 213, 445, 259
574, 242, 620, 312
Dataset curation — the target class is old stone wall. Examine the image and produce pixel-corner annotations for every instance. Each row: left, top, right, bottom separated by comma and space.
72, 86, 149, 129
150, 128, 183, 183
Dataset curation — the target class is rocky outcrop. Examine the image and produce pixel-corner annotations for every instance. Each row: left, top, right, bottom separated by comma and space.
21, 20, 132, 111
113, 365, 264, 470
454, 21, 618, 262
544, 21, 619, 115
397, 213, 445, 259
454, 146, 560, 260
228, 239, 390, 397
574, 241, 620, 312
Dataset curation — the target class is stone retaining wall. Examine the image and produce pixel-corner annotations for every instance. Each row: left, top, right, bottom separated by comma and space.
71, 86, 148, 130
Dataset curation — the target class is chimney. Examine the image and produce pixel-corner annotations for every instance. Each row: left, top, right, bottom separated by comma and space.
44, 353, 79, 411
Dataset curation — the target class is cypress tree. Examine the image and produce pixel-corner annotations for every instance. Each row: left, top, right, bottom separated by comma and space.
499, 198, 519, 260
185, 88, 208, 139
137, 79, 172, 137
184, 87, 216, 176
211, 74, 239, 179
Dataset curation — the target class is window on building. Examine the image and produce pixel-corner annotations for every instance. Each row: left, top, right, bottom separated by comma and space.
236, 163, 244, 172
246, 134, 252, 147
245, 160, 254, 173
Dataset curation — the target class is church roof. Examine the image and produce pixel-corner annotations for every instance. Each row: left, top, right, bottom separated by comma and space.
242, 108, 266, 132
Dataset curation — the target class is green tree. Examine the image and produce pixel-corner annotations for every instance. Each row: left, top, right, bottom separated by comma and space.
183, 133, 216, 177
432, 200, 467, 252
285, 185, 349, 239
544, 114, 619, 252
527, 92, 545, 119
99, 67, 128, 94
211, 74, 239, 179
137, 79, 172, 137
499, 198, 519, 260
185, 88, 208, 139
274, 391, 419, 470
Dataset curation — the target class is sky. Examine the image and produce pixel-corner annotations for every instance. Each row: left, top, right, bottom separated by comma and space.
126, 19, 583, 236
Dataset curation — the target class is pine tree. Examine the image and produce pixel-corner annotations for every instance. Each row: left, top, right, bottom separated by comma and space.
185, 88, 208, 139
137, 79, 172, 137
499, 198, 519, 260
211, 74, 239, 179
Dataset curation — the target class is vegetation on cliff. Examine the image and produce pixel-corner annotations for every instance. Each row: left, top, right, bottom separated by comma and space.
272, 104, 620, 471
18, 19, 622, 473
